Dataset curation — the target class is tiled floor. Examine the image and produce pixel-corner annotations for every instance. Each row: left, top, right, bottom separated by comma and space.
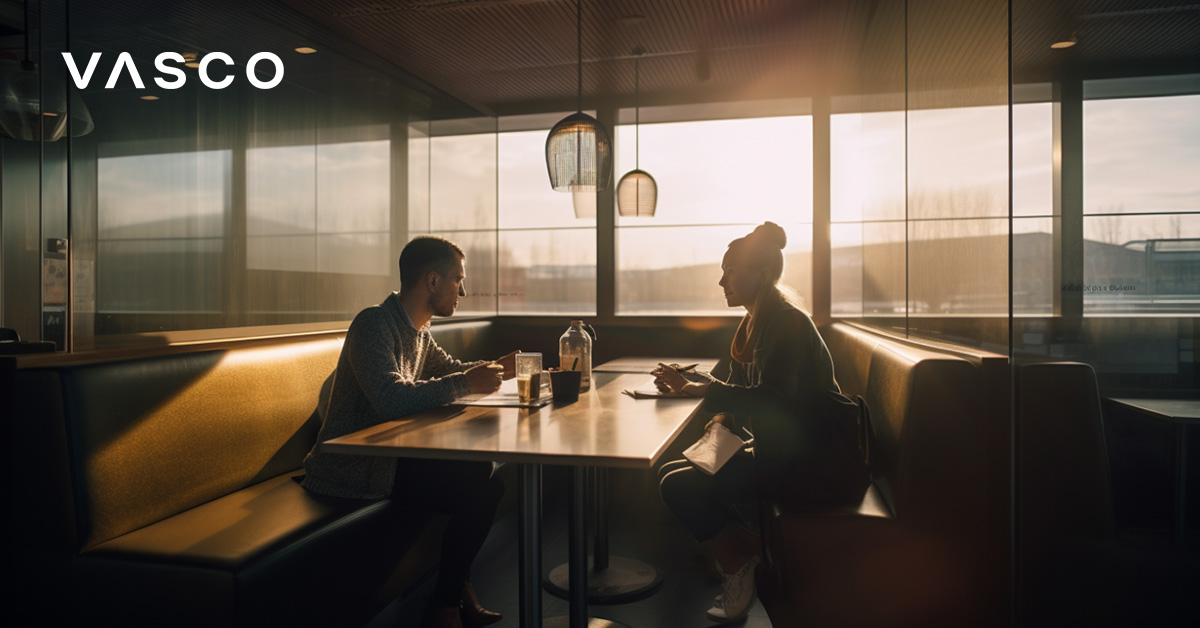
371, 467, 773, 628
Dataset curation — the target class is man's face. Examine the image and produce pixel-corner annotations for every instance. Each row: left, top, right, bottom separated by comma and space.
430, 255, 467, 317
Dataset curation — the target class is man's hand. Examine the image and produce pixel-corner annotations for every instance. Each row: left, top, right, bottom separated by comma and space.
493, 350, 520, 381
465, 362, 504, 395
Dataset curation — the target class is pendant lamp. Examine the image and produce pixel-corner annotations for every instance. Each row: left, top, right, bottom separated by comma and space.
617, 48, 656, 217
545, 0, 612, 193
0, 5, 94, 142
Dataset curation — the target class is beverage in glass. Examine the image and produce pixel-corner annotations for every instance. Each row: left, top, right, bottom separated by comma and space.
516, 352, 542, 403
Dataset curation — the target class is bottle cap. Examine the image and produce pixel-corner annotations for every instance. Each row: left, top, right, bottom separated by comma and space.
570, 320, 583, 326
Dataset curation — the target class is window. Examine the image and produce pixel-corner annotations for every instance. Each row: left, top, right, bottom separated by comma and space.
614, 115, 813, 315
1083, 82, 1200, 314
96, 149, 230, 333
498, 129, 596, 315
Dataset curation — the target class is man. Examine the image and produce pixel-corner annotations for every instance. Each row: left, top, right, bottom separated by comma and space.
302, 236, 517, 628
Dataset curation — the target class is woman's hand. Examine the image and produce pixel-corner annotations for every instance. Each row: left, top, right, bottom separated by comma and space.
704, 414, 727, 432
652, 363, 689, 392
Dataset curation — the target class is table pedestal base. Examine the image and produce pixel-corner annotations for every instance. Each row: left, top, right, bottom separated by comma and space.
544, 556, 664, 604
542, 617, 634, 628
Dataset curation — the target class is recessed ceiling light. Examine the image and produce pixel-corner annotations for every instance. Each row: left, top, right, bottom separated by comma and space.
1051, 35, 1077, 49
182, 52, 198, 62
184, 62, 201, 69
294, 47, 318, 54
140, 95, 160, 101
43, 111, 59, 117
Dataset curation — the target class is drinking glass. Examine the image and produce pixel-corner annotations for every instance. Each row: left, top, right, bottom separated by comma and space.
516, 352, 542, 403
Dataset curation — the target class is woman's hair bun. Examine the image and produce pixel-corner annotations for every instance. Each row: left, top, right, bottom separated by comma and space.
752, 221, 787, 250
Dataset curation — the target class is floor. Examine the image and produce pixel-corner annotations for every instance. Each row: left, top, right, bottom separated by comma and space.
369, 466, 773, 628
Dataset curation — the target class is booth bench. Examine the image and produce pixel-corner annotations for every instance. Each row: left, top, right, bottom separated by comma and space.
3, 321, 494, 627
757, 322, 1010, 627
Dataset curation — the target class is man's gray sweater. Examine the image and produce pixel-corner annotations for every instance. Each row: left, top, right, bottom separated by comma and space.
302, 293, 484, 500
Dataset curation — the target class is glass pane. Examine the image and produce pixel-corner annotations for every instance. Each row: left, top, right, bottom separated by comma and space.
499, 130, 594, 229
910, 218, 1010, 315
317, 140, 390, 233
1013, 102, 1053, 218
408, 121, 431, 233
1084, 94, 1200, 215
831, 223, 863, 316
499, 229, 596, 315
1014, 217, 1054, 315
248, 145, 315, 237
431, 134, 497, 232
831, 111, 906, 223
1083, 214, 1200, 314
617, 224, 811, 316
863, 221, 906, 315
614, 116, 813, 227
418, 230, 497, 317
99, 150, 229, 239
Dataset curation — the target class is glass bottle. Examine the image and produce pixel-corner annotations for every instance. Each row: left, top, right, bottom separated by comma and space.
558, 320, 595, 392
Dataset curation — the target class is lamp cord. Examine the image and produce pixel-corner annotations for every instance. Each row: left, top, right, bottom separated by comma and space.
576, 0, 582, 113
635, 55, 640, 169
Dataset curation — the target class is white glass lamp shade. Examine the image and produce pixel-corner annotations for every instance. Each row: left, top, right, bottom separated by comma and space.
572, 190, 596, 219
545, 112, 613, 192
617, 169, 657, 217
0, 59, 95, 142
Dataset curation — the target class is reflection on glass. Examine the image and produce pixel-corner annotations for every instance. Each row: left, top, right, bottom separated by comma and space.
831, 223, 863, 316
909, 218, 1010, 315
1013, 218, 1054, 315
96, 150, 229, 328
862, 221, 906, 315
1083, 215, 1200, 314
248, 140, 390, 276
617, 224, 811, 316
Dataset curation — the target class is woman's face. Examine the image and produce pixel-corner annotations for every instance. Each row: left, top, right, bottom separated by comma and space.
718, 248, 761, 308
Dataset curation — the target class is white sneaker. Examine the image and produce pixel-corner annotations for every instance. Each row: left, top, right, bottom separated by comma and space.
705, 555, 760, 624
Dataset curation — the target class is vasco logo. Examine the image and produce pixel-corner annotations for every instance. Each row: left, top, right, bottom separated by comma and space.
61, 52, 284, 90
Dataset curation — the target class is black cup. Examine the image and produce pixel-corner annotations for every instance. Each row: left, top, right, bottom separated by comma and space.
549, 369, 582, 403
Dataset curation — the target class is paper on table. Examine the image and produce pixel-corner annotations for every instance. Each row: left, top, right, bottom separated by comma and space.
457, 376, 552, 408
621, 378, 691, 399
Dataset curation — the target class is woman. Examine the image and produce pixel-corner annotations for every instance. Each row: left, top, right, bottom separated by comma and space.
655, 221, 869, 624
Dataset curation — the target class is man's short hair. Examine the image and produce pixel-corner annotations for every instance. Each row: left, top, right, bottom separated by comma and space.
399, 236, 465, 289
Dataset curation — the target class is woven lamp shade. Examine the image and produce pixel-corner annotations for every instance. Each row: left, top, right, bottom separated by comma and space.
617, 169, 657, 217
545, 112, 613, 192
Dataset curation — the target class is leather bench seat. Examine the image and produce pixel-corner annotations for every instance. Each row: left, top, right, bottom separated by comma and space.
757, 323, 1005, 627
5, 321, 495, 627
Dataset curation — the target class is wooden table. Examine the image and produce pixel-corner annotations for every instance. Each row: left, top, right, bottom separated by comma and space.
322, 371, 704, 628
1106, 398, 1200, 545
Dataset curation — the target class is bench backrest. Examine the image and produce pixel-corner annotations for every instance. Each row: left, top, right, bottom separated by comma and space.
7, 320, 496, 554
823, 323, 988, 534
1016, 362, 1114, 550
56, 335, 344, 549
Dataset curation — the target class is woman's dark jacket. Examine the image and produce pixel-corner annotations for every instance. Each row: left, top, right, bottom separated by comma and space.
700, 301, 869, 509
